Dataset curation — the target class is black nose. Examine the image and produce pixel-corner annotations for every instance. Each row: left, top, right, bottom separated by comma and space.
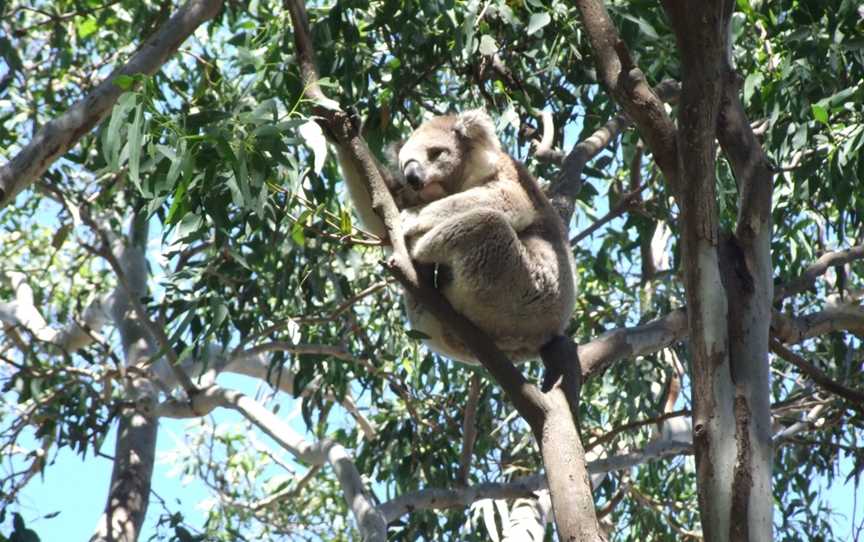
403, 161, 424, 189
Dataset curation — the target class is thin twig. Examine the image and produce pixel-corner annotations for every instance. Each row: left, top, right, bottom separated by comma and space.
458, 375, 482, 485
570, 182, 649, 245
770, 338, 864, 411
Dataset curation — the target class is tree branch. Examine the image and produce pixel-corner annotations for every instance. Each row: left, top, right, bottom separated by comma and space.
216, 346, 376, 440
532, 110, 565, 164
573, 1, 679, 186
91, 215, 159, 542
458, 375, 482, 485
547, 80, 679, 223
380, 437, 692, 523
774, 244, 864, 301
770, 339, 864, 410
158, 384, 387, 541
0, 0, 223, 208
771, 304, 864, 344
579, 308, 688, 379
503, 492, 552, 542
714, 11, 776, 538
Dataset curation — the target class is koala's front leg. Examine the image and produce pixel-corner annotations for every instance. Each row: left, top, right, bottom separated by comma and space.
399, 206, 427, 245
410, 209, 526, 290
406, 184, 535, 241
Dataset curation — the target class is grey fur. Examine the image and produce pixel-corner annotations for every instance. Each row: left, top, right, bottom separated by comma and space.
340, 110, 575, 364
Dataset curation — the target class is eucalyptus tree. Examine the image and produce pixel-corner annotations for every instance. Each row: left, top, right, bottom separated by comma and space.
0, 0, 862, 541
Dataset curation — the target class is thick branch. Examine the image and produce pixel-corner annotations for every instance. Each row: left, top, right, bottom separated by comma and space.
91, 217, 159, 542
380, 438, 692, 523
716, 26, 776, 542
771, 304, 864, 344
579, 309, 688, 379
573, 1, 679, 186
576, 300, 864, 386
0, 0, 223, 208
0, 273, 111, 352
538, 337, 600, 540
717, 69, 773, 244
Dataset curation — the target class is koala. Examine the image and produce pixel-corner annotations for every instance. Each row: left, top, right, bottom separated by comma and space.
338, 110, 575, 364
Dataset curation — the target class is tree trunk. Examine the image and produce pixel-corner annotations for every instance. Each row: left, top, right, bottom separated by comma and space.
91, 216, 159, 542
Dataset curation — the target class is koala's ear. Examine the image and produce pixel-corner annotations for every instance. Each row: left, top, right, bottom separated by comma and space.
382, 140, 406, 190
453, 109, 499, 148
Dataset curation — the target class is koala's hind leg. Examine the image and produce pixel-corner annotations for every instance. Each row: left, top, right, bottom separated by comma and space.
409, 209, 570, 361
409, 210, 540, 307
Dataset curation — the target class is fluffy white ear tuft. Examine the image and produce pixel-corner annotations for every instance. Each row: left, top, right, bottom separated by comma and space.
454, 109, 500, 149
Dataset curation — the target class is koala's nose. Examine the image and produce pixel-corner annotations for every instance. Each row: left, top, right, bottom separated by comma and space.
403, 161, 425, 189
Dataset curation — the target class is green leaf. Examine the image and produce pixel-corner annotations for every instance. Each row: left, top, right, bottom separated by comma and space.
211, 299, 229, 328
621, 14, 659, 39
291, 221, 306, 246
406, 329, 431, 340
75, 17, 98, 39
51, 223, 72, 249
165, 172, 192, 225
743, 72, 763, 104
128, 103, 144, 191
102, 92, 137, 171
0, 36, 23, 72
526, 12, 551, 35
811, 104, 828, 124
339, 208, 352, 234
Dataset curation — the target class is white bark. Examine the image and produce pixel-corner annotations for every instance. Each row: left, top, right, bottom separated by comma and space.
502, 492, 552, 542
579, 308, 688, 377
174, 344, 376, 440
91, 217, 159, 542
380, 438, 692, 523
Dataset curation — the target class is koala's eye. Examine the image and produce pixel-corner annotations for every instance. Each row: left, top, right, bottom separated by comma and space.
427, 147, 448, 161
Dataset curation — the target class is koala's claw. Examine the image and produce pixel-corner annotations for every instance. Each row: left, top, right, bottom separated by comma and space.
347, 106, 363, 135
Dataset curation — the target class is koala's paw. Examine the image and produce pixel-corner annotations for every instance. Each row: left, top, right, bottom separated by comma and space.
400, 207, 423, 238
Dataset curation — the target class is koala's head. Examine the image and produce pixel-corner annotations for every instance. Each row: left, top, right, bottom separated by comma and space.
397, 110, 502, 202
